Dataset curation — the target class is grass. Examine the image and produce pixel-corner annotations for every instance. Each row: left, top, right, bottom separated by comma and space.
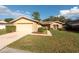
8, 30, 79, 53
0, 29, 7, 35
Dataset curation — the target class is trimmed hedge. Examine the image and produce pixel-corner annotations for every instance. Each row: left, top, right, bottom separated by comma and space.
6, 26, 16, 33
38, 27, 47, 33
0, 29, 6, 35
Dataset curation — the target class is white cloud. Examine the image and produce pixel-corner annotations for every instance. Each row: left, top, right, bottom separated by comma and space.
0, 5, 11, 15
59, 6, 79, 16
0, 5, 31, 18
59, 6, 79, 19
70, 7, 78, 10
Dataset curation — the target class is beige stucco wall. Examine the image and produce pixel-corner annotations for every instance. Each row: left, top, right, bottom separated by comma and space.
32, 22, 42, 32
37, 24, 42, 28
50, 22, 63, 29
32, 22, 38, 32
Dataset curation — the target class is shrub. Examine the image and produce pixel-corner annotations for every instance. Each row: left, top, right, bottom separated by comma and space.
6, 26, 16, 33
0, 29, 6, 35
38, 27, 46, 33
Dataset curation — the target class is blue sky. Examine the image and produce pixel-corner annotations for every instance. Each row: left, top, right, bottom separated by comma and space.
0, 5, 79, 20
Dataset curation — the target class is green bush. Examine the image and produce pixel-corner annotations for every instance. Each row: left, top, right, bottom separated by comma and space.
38, 27, 46, 33
6, 26, 16, 33
0, 29, 6, 35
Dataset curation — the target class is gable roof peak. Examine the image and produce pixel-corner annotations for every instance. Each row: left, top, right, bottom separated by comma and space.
10, 16, 31, 23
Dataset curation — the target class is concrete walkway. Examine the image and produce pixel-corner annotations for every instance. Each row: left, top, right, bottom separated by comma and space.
0, 47, 31, 53
0, 32, 28, 50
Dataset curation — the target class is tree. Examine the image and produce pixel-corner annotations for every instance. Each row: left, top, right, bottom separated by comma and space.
43, 16, 71, 23
51, 16, 66, 23
65, 18, 72, 23
58, 16, 65, 22
4, 18, 14, 22
43, 18, 50, 21
43, 16, 54, 21
32, 11, 41, 21
43, 16, 62, 22
52, 16, 59, 21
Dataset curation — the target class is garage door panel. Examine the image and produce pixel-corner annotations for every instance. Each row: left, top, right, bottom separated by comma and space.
16, 24, 32, 33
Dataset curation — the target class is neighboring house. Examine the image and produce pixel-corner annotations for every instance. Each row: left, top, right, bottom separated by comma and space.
42, 21, 64, 30
9, 16, 42, 34
0, 20, 7, 29
50, 21, 64, 30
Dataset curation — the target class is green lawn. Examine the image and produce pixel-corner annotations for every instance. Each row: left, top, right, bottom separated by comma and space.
8, 30, 79, 53
0, 29, 7, 35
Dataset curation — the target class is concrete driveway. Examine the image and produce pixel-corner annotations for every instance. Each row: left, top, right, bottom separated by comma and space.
0, 32, 29, 50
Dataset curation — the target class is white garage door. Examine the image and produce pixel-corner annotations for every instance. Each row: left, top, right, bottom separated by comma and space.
16, 24, 33, 33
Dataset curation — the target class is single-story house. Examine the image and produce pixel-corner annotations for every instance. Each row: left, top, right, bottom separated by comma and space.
8, 16, 42, 34
0, 16, 64, 34
0, 20, 7, 29
42, 21, 64, 30
50, 21, 64, 30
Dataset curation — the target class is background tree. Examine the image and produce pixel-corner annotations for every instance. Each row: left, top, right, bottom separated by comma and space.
65, 18, 72, 23
52, 16, 59, 21
43, 16, 68, 23
32, 11, 41, 21
58, 16, 65, 22
4, 18, 14, 22
43, 16, 54, 21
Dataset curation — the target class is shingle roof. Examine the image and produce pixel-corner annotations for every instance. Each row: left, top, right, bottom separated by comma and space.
42, 21, 64, 25
0, 20, 7, 24
10, 16, 41, 25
